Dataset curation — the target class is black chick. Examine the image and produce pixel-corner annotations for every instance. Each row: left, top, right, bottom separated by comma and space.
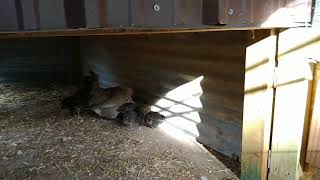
117, 103, 137, 120
135, 104, 151, 125
117, 103, 138, 113
145, 112, 165, 128
62, 70, 98, 116
121, 110, 138, 129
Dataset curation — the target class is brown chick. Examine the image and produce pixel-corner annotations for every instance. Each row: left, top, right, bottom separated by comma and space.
89, 86, 133, 108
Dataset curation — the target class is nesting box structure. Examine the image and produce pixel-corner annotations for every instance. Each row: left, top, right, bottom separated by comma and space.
0, 0, 314, 31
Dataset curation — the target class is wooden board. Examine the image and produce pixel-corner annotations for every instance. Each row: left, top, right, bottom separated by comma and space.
106, 0, 130, 26
0, 0, 313, 32
175, 0, 203, 25
0, 37, 74, 85
217, 0, 312, 27
306, 64, 320, 169
268, 28, 320, 180
64, 0, 86, 28
38, 0, 66, 29
0, 27, 273, 39
241, 29, 277, 180
84, 0, 100, 28
269, 60, 314, 180
0, 0, 19, 31
304, 163, 320, 180
132, 0, 174, 26
20, 0, 38, 30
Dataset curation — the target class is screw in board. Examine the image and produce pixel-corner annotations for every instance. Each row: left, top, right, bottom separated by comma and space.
228, 8, 234, 15
154, 4, 160, 12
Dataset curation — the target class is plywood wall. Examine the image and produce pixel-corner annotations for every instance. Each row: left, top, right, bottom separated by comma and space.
80, 31, 268, 156
0, 37, 74, 86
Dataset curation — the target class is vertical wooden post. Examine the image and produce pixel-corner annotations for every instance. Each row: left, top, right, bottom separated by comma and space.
241, 29, 278, 180
306, 64, 320, 169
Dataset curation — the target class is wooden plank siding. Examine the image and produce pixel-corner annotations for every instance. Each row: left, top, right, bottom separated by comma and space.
0, 0, 19, 31
205, 0, 312, 27
0, 0, 313, 33
0, 37, 74, 86
80, 30, 269, 157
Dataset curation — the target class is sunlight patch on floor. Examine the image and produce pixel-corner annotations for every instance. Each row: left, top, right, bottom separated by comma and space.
151, 76, 204, 142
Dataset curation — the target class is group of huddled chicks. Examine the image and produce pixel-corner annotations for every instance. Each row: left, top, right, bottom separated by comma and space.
62, 71, 165, 129
117, 102, 165, 129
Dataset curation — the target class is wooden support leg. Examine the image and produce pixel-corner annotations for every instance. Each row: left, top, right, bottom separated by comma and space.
241, 29, 278, 180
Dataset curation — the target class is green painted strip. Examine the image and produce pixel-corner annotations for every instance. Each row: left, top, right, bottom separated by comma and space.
241, 162, 261, 180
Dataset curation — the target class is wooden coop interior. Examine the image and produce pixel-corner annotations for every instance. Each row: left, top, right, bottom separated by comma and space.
0, 0, 320, 179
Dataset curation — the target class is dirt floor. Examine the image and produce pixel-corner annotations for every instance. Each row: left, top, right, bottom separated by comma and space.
0, 85, 239, 179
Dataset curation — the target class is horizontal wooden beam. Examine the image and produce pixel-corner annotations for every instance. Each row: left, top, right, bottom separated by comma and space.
0, 26, 275, 38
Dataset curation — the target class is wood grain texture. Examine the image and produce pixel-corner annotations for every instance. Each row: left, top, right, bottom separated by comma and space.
175, 0, 203, 26
0, 37, 74, 85
241, 28, 320, 180
80, 31, 269, 157
217, 0, 312, 27
20, 0, 38, 30
241, 30, 277, 180
84, 0, 100, 28
0, 0, 19, 31
0, 27, 282, 39
106, 0, 130, 26
64, 0, 86, 28
269, 62, 313, 180
304, 163, 320, 180
15, 0, 24, 30
98, 0, 107, 27
38, 0, 66, 29
306, 64, 320, 169
268, 28, 320, 180
33, 0, 40, 30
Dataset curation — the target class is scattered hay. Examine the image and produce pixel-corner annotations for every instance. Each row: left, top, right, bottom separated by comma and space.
0, 85, 238, 179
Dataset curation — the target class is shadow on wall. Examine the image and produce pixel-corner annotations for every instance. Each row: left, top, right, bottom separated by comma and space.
147, 75, 242, 157
151, 76, 204, 141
